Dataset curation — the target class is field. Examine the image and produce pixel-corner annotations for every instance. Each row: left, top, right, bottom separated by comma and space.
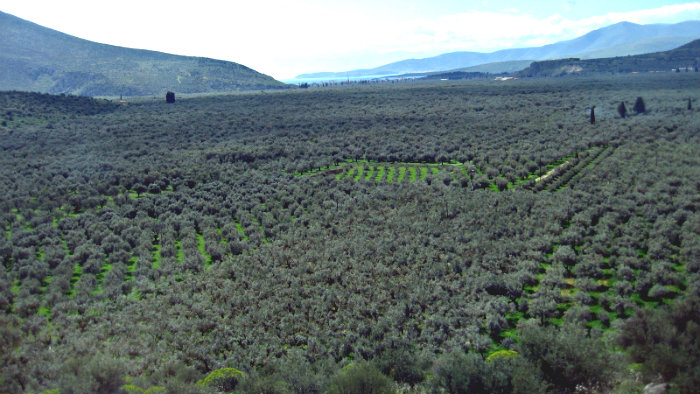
1, 73, 699, 394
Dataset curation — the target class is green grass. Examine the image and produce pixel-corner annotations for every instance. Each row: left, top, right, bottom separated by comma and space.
397, 167, 406, 182
96, 261, 113, 284
408, 167, 417, 182
197, 233, 213, 269
374, 166, 385, 182
386, 167, 395, 183
234, 220, 248, 240
364, 166, 375, 181
37, 306, 52, 319
152, 242, 161, 269
40, 275, 53, 293
68, 263, 82, 298
343, 167, 356, 180
354, 166, 364, 181
175, 240, 184, 262
125, 256, 138, 280
419, 167, 428, 181
11, 279, 20, 294
431, 167, 439, 176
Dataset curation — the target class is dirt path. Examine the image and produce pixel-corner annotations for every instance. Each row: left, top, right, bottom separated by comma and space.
535, 160, 570, 183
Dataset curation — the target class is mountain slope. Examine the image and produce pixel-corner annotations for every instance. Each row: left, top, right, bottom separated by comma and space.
297, 20, 700, 78
0, 11, 286, 96
515, 39, 700, 77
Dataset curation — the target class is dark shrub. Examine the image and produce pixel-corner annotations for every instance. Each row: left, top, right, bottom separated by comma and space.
633, 97, 646, 114
517, 320, 618, 393
430, 350, 544, 394
328, 362, 394, 394
617, 102, 627, 118
618, 296, 700, 394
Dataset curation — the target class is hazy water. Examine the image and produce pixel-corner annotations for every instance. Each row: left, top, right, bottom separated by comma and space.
282, 75, 419, 84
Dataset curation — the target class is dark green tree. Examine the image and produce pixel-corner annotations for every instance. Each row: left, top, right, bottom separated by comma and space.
617, 101, 627, 118
633, 97, 646, 114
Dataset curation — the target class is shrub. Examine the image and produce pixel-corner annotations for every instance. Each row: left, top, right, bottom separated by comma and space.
374, 343, 426, 386
197, 367, 243, 392
328, 362, 395, 394
617, 102, 627, 118
237, 373, 294, 394
430, 350, 544, 394
517, 320, 619, 393
617, 296, 700, 394
58, 355, 128, 394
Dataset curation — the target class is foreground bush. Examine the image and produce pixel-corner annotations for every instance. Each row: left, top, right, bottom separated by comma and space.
517, 320, 619, 393
429, 350, 545, 394
328, 362, 394, 394
618, 295, 700, 394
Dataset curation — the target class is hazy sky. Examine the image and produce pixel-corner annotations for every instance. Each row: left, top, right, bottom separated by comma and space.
2, 0, 699, 79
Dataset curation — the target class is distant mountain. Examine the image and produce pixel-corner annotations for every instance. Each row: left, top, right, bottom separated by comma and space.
297, 20, 700, 79
0, 11, 286, 96
515, 39, 700, 77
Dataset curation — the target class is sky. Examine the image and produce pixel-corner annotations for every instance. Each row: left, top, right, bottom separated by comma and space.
1, 0, 699, 79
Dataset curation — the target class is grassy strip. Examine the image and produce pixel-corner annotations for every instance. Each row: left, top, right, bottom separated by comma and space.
125, 256, 138, 280
152, 239, 161, 269
68, 263, 82, 298
397, 167, 406, 182
197, 233, 213, 269
408, 167, 417, 182
343, 167, 356, 180
175, 240, 184, 262
364, 166, 375, 181
374, 166, 385, 182
386, 167, 395, 183
419, 167, 428, 181
354, 165, 364, 182
234, 220, 248, 240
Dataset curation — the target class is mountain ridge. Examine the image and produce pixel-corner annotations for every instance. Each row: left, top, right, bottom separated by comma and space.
297, 20, 700, 78
0, 10, 287, 96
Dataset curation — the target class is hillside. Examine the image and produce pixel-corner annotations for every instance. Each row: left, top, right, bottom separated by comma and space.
516, 39, 700, 77
0, 11, 286, 96
297, 20, 700, 78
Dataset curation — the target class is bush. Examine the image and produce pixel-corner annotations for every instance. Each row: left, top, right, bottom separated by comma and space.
373, 343, 426, 386
617, 102, 627, 118
517, 320, 619, 393
617, 296, 700, 394
328, 362, 395, 394
429, 350, 544, 394
237, 373, 293, 394
58, 355, 128, 394
197, 367, 243, 392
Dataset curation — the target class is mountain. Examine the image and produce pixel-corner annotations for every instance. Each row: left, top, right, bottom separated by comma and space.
0, 11, 287, 96
297, 20, 700, 79
515, 39, 700, 77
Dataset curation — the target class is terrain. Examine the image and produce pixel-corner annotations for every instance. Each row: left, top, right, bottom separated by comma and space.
1, 72, 699, 394
517, 39, 700, 77
0, 11, 286, 96
297, 20, 700, 78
